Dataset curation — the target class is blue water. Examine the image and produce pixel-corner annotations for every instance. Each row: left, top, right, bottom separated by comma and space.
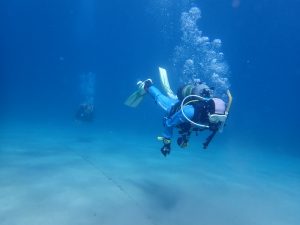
1, 1, 300, 224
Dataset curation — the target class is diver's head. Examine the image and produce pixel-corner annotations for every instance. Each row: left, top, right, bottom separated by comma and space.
208, 98, 227, 126
212, 98, 226, 115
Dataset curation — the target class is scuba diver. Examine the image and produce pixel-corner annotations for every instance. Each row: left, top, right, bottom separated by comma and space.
125, 67, 232, 157
75, 103, 94, 122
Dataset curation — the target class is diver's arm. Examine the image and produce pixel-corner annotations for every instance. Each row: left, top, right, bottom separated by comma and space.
158, 105, 194, 156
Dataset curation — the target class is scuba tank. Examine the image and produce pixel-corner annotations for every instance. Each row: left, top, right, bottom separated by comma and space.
177, 80, 213, 101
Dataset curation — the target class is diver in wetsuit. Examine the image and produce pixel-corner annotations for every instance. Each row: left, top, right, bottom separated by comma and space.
146, 79, 230, 156
75, 103, 94, 122
125, 69, 232, 157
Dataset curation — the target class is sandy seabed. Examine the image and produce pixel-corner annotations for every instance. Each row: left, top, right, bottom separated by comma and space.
0, 123, 299, 225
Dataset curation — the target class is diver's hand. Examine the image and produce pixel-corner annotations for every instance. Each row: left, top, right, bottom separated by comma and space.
157, 136, 171, 157
161, 143, 171, 157
177, 135, 188, 148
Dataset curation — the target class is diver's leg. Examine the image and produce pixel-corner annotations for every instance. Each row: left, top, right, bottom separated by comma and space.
147, 86, 177, 112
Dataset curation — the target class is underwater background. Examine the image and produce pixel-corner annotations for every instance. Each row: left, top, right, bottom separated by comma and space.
1, 0, 299, 225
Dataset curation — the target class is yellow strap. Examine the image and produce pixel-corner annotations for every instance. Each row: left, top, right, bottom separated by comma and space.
183, 99, 200, 106
182, 85, 193, 97
226, 90, 233, 114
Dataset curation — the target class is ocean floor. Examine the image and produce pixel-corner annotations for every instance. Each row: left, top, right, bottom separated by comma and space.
0, 123, 299, 225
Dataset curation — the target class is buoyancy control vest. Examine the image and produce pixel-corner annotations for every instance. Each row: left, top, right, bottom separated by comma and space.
168, 98, 215, 132
169, 81, 215, 130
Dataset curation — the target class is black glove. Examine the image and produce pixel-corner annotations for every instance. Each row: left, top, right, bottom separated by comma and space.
161, 143, 171, 157
157, 136, 171, 157
177, 135, 189, 148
